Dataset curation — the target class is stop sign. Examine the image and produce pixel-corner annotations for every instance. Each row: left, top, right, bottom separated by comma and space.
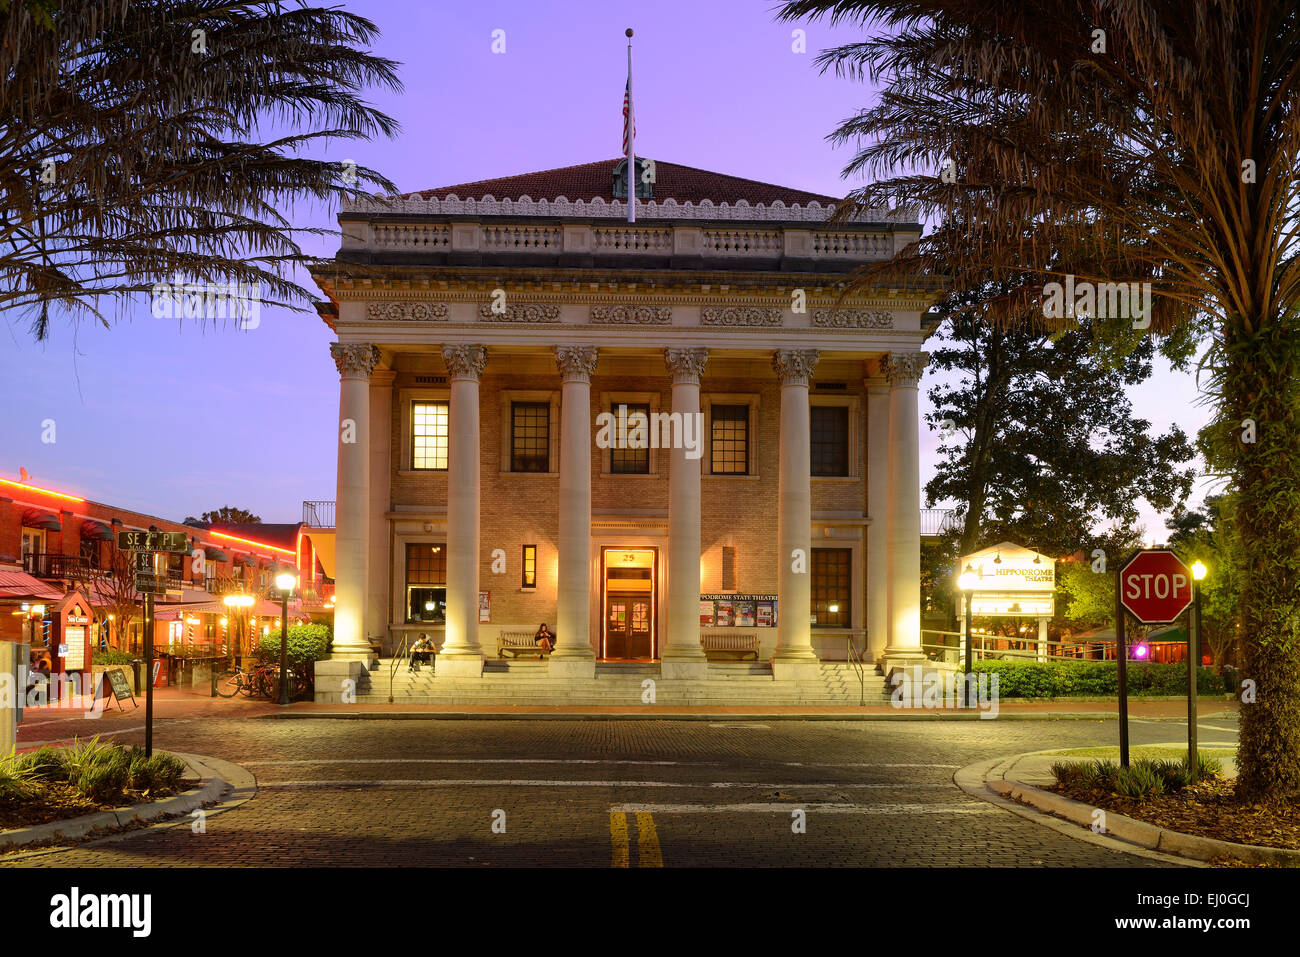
1120, 549, 1193, 624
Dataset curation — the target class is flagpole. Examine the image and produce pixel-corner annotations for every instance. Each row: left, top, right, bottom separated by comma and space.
626, 28, 635, 224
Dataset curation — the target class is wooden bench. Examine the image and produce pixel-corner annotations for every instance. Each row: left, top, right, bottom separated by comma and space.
497, 631, 547, 659
701, 632, 760, 661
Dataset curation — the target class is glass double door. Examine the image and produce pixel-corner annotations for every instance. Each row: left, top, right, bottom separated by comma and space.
605, 593, 652, 659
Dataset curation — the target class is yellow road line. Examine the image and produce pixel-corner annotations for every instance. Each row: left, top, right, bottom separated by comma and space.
609, 811, 630, 867
634, 812, 663, 867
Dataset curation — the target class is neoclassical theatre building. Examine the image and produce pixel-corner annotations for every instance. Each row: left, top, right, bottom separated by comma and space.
312, 159, 939, 693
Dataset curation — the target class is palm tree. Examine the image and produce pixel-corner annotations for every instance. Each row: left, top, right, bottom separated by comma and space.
779, 0, 1300, 799
1, 0, 402, 338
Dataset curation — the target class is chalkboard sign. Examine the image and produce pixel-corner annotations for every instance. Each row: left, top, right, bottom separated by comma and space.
94, 669, 138, 711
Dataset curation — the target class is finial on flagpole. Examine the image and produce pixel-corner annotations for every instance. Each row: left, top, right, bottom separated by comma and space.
626, 28, 633, 38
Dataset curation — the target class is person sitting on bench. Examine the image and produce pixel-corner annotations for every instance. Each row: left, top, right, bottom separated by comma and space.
534, 623, 555, 655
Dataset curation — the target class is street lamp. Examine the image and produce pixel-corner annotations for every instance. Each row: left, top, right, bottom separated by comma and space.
274, 568, 297, 706
957, 564, 978, 707
1189, 560, 1207, 777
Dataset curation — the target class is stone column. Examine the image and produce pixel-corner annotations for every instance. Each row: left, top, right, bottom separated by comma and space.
551, 345, 598, 679
661, 347, 710, 679
439, 345, 487, 676
772, 349, 820, 680
865, 375, 890, 665
882, 352, 929, 672
367, 370, 395, 652
1037, 617, 1049, 663
330, 342, 380, 662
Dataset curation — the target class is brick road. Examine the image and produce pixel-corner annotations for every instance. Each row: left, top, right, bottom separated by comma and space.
2, 707, 1240, 867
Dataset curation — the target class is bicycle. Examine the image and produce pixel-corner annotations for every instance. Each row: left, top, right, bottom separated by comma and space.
216, 662, 280, 699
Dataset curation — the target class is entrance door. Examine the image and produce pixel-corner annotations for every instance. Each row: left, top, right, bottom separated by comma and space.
605, 593, 652, 659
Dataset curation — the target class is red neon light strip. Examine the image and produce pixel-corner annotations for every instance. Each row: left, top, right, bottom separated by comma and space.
0, 477, 86, 503
211, 530, 297, 556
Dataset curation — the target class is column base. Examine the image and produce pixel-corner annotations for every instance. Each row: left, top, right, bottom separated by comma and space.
883, 645, 928, 672
436, 653, 484, 678
660, 653, 708, 680
313, 659, 363, 705
548, 656, 596, 680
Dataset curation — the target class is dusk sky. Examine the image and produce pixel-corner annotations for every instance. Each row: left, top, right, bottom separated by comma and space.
0, 0, 1212, 537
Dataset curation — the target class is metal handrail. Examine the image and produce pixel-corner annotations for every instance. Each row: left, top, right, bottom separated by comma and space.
847, 632, 867, 706
388, 635, 411, 703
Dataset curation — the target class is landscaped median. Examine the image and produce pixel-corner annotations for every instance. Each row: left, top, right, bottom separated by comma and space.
957, 747, 1300, 866
0, 739, 235, 851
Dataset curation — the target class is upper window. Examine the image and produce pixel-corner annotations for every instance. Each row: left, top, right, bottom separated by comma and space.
610, 403, 651, 474
412, 401, 449, 470
811, 548, 851, 628
810, 405, 849, 477
710, 404, 749, 475
510, 402, 550, 472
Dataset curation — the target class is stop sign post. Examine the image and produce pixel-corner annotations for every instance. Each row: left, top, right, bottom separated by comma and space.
1115, 549, 1196, 769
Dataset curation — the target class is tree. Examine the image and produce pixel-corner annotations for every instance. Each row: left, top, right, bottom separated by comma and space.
1, 1, 400, 338
927, 303, 1194, 560
1167, 495, 1244, 668
779, 0, 1300, 800
70, 545, 141, 653
185, 506, 262, 525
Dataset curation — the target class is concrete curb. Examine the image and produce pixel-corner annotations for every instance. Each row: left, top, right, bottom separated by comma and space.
259, 710, 1126, 721
958, 752, 1300, 866
0, 751, 241, 851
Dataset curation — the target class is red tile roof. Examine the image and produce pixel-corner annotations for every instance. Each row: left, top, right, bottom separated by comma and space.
412, 159, 840, 207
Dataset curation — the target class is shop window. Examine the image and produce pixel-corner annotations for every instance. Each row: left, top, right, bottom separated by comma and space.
810, 406, 849, 477
412, 400, 449, 470
405, 543, 447, 623
811, 548, 851, 627
510, 402, 550, 472
522, 544, 537, 589
610, 402, 651, 474
79, 537, 99, 569
710, 405, 749, 474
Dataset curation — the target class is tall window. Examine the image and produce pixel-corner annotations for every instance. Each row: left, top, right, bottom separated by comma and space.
811, 548, 851, 627
79, 538, 100, 569
522, 544, 537, 588
405, 543, 447, 623
810, 406, 849, 476
710, 404, 749, 474
610, 402, 650, 474
412, 401, 449, 470
511, 402, 550, 472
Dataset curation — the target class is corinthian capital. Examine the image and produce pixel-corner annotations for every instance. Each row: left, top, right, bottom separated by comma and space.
664, 347, 709, 384
442, 345, 488, 381
883, 351, 929, 387
330, 343, 381, 378
772, 348, 820, 384
554, 345, 598, 382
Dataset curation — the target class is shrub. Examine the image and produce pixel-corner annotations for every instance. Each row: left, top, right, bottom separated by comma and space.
1116, 762, 1165, 800
970, 659, 1221, 697
60, 736, 118, 781
0, 757, 41, 802
14, 745, 66, 782
259, 623, 331, 664
73, 747, 132, 804
1082, 759, 1119, 791
129, 751, 186, 793
92, 649, 139, 666
1195, 754, 1224, 780
1050, 761, 1087, 788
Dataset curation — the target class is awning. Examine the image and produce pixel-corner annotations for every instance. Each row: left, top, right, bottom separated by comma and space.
21, 508, 61, 532
0, 569, 65, 601
204, 547, 230, 562
310, 532, 336, 579
81, 519, 114, 541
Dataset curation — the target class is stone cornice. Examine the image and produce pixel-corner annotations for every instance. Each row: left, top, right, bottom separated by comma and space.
590, 305, 672, 324
812, 309, 893, 329
343, 193, 920, 226
366, 301, 448, 321
701, 306, 782, 327
477, 303, 561, 323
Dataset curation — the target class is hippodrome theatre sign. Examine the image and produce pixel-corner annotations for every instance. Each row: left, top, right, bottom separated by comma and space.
957, 541, 1056, 618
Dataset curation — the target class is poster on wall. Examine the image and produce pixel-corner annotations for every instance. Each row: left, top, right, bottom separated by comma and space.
735, 600, 756, 627
699, 600, 715, 627
478, 591, 490, 623
64, 627, 86, 671
756, 601, 774, 628
714, 600, 734, 627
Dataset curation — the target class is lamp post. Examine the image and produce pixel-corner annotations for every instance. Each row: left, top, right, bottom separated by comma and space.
1189, 560, 1207, 778
274, 569, 297, 706
957, 564, 978, 708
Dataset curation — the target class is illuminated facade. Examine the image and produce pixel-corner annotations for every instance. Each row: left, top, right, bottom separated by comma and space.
313, 159, 940, 688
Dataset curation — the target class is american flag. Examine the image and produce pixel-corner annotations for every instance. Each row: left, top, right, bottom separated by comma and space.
622, 72, 635, 156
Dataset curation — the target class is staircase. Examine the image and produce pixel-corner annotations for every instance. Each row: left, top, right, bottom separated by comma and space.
351, 658, 892, 706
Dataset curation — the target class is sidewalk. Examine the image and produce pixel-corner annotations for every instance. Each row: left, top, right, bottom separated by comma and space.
18, 686, 1240, 723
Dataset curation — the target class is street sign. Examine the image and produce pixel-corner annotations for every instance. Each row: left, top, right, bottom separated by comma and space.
117, 529, 189, 553
1119, 549, 1193, 624
134, 573, 170, 596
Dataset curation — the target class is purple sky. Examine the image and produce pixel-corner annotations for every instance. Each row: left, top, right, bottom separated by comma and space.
0, 0, 1212, 537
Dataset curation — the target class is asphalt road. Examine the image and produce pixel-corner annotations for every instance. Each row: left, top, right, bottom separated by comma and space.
2, 711, 1240, 868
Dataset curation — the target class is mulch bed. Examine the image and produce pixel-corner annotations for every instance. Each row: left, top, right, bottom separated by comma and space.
0, 780, 195, 834
1052, 777, 1300, 851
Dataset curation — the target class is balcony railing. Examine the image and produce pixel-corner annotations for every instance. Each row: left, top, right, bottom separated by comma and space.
302, 500, 335, 528
22, 552, 92, 580
920, 509, 961, 538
